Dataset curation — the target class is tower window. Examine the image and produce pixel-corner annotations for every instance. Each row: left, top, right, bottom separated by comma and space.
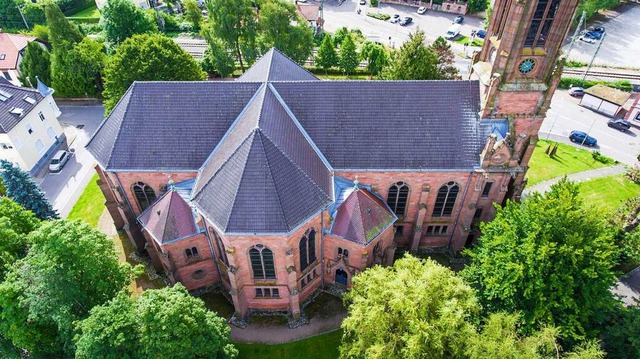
249, 244, 276, 280
185, 247, 199, 259
433, 181, 459, 217
524, 0, 561, 48
299, 228, 317, 271
387, 182, 409, 217
482, 182, 493, 197
133, 181, 157, 211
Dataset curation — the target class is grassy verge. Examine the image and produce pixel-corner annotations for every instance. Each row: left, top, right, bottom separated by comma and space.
454, 36, 483, 47
67, 173, 105, 227
578, 174, 640, 214
69, 4, 100, 17
527, 140, 611, 185
235, 330, 342, 359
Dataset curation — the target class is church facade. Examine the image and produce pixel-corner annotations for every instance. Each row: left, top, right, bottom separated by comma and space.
86, 0, 579, 319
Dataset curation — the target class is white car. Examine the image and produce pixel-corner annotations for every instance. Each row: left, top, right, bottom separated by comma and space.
49, 150, 71, 172
390, 14, 401, 23
417, 6, 427, 14
579, 35, 596, 44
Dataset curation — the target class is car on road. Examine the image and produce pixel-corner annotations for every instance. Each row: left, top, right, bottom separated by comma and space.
390, 14, 401, 23
579, 35, 596, 44
608, 119, 631, 131
49, 150, 71, 172
399, 16, 412, 26
453, 15, 464, 24
417, 6, 427, 14
568, 87, 585, 97
569, 130, 598, 147
359, 0, 366, 5
476, 29, 486, 39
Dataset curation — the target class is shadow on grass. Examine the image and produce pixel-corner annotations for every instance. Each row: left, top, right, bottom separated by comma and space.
113, 231, 166, 295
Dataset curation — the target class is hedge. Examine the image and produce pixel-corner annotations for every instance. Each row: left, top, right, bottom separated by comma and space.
67, 16, 100, 23
559, 77, 633, 92
366, 12, 390, 20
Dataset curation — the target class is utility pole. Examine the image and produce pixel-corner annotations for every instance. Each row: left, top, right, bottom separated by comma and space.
581, 32, 606, 85
17, 4, 29, 30
564, 10, 585, 61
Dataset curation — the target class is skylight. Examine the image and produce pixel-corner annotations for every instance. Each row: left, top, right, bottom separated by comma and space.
9, 107, 24, 116
23, 95, 36, 104
0, 89, 12, 102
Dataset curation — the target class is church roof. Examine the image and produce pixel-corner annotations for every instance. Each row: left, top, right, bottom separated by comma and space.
138, 190, 201, 245
238, 48, 318, 82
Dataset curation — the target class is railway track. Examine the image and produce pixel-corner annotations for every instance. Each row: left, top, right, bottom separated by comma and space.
563, 68, 640, 81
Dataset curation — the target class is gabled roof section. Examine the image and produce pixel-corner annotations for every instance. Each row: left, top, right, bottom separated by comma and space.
0, 81, 45, 134
237, 48, 318, 82
0, 33, 35, 70
138, 190, 200, 245
330, 187, 397, 245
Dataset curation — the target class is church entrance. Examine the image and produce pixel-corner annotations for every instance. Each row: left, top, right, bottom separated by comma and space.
335, 268, 348, 286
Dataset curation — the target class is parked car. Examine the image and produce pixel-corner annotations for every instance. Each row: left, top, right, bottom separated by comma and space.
453, 15, 464, 23
568, 87, 585, 97
591, 26, 605, 34
476, 29, 487, 39
608, 119, 631, 131
569, 131, 597, 147
579, 35, 596, 44
359, 0, 366, 5
49, 150, 71, 172
417, 6, 427, 14
399, 16, 413, 26
390, 14, 401, 23
584, 31, 603, 40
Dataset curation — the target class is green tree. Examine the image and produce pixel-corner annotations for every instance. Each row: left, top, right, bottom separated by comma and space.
600, 306, 640, 359
75, 285, 238, 359
461, 179, 619, 343
0, 0, 25, 30
0, 160, 57, 220
339, 34, 358, 76
0, 220, 137, 356
257, 0, 313, 65
103, 33, 206, 112
0, 197, 40, 280
101, 0, 157, 45
382, 30, 438, 80
205, 0, 256, 71
44, 2, 82, 49
51, 37, 106, 97
201, 34, 236, 78
609, 196, 640, 264
30, 23, 50, 43
184, 0, 202, 31
429, 36, 459, 80
360, 41, 389, 76
340, 255, 479, 358
333, 26, 349, 46
22, 2, 46, 28
315, 34, 338, 72
467, 0, 488, 13
19, 41, 51, 88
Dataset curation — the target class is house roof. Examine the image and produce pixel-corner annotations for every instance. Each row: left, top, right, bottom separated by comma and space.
0, 33, 35, 70
238, 48, 318, 82
172, 38, 207, 60
295, 3, 320, 21
330, 187, 397, 244
585, 84, 630, 106
0, 81, 44, 134
138, 189, 200, 245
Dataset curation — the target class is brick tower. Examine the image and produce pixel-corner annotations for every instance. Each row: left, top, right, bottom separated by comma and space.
471, 0, 580, 200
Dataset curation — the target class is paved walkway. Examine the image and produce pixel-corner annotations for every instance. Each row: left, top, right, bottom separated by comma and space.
230, 313, 345, 344
523, 164, 626, 196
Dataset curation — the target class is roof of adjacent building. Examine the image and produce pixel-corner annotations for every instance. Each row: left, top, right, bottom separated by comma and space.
585, 84, 630, 106
295, 3, 320, 21
238, 48, 318, 82
0, 33, 35, 70
0, 81, 45, 133
172, 38, 208, 60
138, 189, 201, 244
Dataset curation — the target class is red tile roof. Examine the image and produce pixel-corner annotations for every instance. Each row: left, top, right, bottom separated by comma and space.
0, 33, 36, 70
295, 4, 320, 21
331, 188, 396, 244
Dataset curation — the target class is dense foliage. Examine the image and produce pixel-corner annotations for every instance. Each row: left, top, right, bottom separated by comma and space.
382, 31, 439, 80
0, 197, 40, 280
183, 0, 201, 31
339, 34, 358, 76
0, 160, 57, 220
256, 0, 313, 65
315, 34, 338, 72
19, 41, 51, 88
51, 37, 106, 96
360, 41, 388, 76
201, 32, 236, 77
205, 0, 256, 71
101, 0, 157, 45
0, 0, 25, 29
429, 36, 459, 80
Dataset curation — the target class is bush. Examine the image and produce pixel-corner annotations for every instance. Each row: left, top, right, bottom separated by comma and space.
370, 0, 378, 6
178, 22, 193, 32
58, 0, 94, 15
159, 11, 180, 32
565, 60, 588, 68
79, 22, 103, 34
592, 150, 614, 164
559, 77, 633, 92
626, 166, 640, 185
366, 12, 390, 20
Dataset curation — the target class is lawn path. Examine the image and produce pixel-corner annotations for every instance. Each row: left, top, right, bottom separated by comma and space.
523, 164, 626, 196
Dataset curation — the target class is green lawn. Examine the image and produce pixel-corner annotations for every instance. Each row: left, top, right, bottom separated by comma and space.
527, 140, 611, 185
578, 174, 640, 214
235, 330, 342, 359
67, 173, 106, 228
67, 4, 100, 18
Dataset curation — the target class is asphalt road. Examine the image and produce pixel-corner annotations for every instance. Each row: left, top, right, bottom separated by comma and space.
39, 105, 104, 217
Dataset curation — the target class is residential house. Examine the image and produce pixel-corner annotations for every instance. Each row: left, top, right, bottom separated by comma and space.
0, 31, 40, 86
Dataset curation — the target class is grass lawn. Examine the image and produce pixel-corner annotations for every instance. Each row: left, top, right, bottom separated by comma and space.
67, 4, 100, 18
235, 330, 342, 359
578, 174, 640, 214
527, 140, 612, 185
453, 36, 483, 47
67, 173, 105, 228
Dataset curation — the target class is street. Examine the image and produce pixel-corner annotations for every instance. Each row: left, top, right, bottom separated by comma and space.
39, 105, 104, 217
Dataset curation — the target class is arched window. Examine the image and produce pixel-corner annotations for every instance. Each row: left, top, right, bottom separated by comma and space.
299, 228, 317, 271
373, 242, 381, 258
211, 228, 229, 266
185, 247, 199, 259
433, 181, 459, 217
387, 182, 409, 217
133, 181, 156, 211
249, 244, 276, 280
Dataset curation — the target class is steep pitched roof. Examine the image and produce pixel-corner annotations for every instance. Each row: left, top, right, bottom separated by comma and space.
0, 82, 45, 134
296, 3, 320, 21
138, 190, 200, 245
0, 33, 35, 70
330, 187, 397, 244
238, 48, 318, 82
192, 84, 332, 234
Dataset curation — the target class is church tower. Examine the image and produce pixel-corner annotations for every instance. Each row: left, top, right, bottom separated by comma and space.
471, 0, 580, 200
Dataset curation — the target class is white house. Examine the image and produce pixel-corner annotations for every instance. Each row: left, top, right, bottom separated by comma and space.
0, 78, 65, 176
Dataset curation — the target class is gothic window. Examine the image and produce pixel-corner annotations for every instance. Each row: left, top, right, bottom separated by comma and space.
524, 0, 561, 48
133, 181, 156, 211
473, 208, 484, 223
211, 229, 229, 266
299, 228, 317, 271
432, 181, 459, 217
373, 242, 381, 258
387, 182, 409, 217
482, 182, 493, 197
337, 247, 349, 260
185, 247, 199, 259
249, 244, 276, 280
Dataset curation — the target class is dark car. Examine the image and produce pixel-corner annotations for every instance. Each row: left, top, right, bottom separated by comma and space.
568, 87, 585, 97
584, 31, 603, 40
399, 16, 413, 26
591, 26, 605, 34
569, 130, 597, 146
453, 15, 464, 23
476, 29, 486, 39
608, 119, 631, 131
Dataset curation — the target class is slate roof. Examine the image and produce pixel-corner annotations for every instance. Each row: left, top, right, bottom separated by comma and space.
138, 190, 200, 245
238, 48, 318, 82
0, 82, 45, 134
330, 187, 397, 244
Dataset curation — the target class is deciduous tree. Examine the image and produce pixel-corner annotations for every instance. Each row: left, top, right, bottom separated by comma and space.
0, 160, 57, 220
184, 0, 202, 31
600, 306, 640, 359
360, 41, 389, 76
201, 33, 236, 78
467, 0, 488, 13
205, 0, 256, 71
51, 37, 106, 97
382, 30, 438, 80
0, 197, 40, 280
315, 34, 338, 72
339, 34, 358, 76
257, 0, 313, 65
19, 41, 51, 87
101, 0, 157, 45
429, 36, 460, 80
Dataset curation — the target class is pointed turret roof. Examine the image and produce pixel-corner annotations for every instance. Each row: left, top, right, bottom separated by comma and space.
138, 190, 200, 245
238, 48, 319, 82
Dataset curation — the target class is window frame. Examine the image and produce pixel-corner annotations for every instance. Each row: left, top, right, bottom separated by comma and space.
481, 182, 493, 197
299, 228, 317, 272
387, 181, 410, 217
432, 181, 460, 218
249, 244, 276, 280
132, 181, 157, 211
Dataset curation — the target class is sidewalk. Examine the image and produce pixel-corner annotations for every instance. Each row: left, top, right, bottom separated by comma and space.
523, 164, 626, 196
230, 312, 345, 344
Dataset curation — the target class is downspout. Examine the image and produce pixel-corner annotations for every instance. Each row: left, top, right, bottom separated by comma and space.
447, 171, 474, 250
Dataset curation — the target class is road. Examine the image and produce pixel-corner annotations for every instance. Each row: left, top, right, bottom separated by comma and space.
539, 90, 640, 165
39, 105, 104, 218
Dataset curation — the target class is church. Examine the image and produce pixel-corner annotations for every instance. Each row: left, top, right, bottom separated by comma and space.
86, 0, 578, 320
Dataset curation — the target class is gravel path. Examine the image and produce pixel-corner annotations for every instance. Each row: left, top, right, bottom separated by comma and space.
523, 164, 627, 196
230, 312, 345, 344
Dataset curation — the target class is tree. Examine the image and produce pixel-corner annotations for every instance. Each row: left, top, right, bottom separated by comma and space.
382, 30, 439, 80
51, 37, 106, 97
103, 33, 206, 112
184, 0, 202, 32
600, 306, 640, 359
19, 41, 51, 88
340, 255, 479, 358
0, 160, 57, 220
205, 0, 256, 71
315, 34, 338, 72
360, 41, 389, 76
101, 0, 157, 45
257, 0, 314, 65
339, 34, 358, 76
609, 196, 640, 263
22, 2, 46, 28
333, 26, 350, 46
467, 0, 488, 13
75, 285, 238, 359
429, 36, 460, 80
44, 2, 82, 49
0, 0, 25, 30
201, 34, 236, 78
461, 179, 619, 343
0, 198, 40, 280
0, 220, 137, 356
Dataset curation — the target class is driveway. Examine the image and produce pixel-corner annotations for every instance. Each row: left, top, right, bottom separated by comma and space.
39, 105, 104, 217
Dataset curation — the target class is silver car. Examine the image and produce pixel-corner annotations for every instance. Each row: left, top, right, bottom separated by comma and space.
49, 150, 71, 172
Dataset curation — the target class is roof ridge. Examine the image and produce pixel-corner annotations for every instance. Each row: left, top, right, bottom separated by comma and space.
256, 132, 289, 230
106, 84, 135, 168
352, 190, 366, 243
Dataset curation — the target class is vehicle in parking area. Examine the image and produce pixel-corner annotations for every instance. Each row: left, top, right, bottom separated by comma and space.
568, 87, 585, 97
399, 16, 412, 26
476, 29, 486, 39
591, 26, 605, 34
417, 6, 427, 14
445, 24, 462, 40
359, 0, 366, 5
608, 119, 631, 131
569, 130, 597, 146
49, 150, 71, 172
584, 31, 603, 40
453, 15, 464, 23
579, 35, 596, 44
390, 14, 401, 23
